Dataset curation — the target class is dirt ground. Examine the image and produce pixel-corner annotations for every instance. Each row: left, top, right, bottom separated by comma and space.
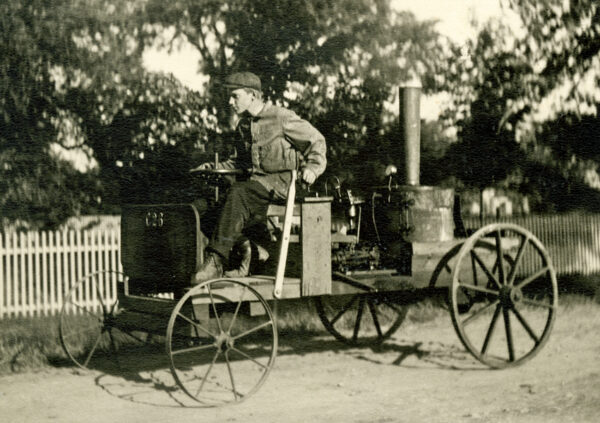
2, 300, 599, 423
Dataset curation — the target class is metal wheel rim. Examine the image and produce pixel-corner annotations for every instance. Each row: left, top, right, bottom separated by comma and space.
59, 270, 126, 370
450, 223, 558, 368
166, 278, 278, 406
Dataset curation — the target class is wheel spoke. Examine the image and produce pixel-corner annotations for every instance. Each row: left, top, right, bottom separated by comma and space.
352, 297, 366, 342
83, 331, 104, 367
195, 349, 221, 397
481, 304, 502, 355
458, 282, 499, 296
108, 329, 122, 368
176, 311, 216, 339
330, 295, 358, 325
511, 307, 540, 344
94, 285, 106, 311
380, 299, 404, 316
507, 234, 529, 286
171, 343, 216, 356
62, 324, 102, 340
367, 299, 383, 338
231, 346, 268, 369
232, 320, 272, 341
227, 286, 247, 334
462, 299, 500, 326
69, 301, 104, 322
520, 298, 555, 310
503, 307, 515, 362
494, 230, 506, 285
113, 327, 147, 344
317, 293, 406, 347
515, 266, 550, 290
471, 251, 502, 290
461, 252, 478, 306
224, 351, 239, 400
207, 285, 224, 333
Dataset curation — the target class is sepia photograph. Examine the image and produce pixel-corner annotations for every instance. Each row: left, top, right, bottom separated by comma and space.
1, 0, 599, 421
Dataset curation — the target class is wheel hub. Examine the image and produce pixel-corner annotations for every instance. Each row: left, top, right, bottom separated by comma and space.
215, 332, 235, 352
104, 313, 115, 327
499, 285, 523, 308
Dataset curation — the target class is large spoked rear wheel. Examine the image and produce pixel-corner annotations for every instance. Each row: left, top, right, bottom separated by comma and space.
450, 223, 558, 368
315, 287, 407, 347
166, 278, 277, 406
60, 270, 139, 370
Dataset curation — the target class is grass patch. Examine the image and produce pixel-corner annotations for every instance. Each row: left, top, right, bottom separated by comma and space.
0, 316, 65, 374
273, 298, 325, 334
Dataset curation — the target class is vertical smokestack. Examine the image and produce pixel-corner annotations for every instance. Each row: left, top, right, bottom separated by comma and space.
399, 85, 421, 186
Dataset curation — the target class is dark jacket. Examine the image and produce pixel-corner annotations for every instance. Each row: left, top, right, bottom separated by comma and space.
218, 102, 326, 199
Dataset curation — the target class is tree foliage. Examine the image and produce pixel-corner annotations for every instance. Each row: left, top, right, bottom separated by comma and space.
1, 0, 452, 228
507, 0, 600, 130
438, 0, 600, 211
0, 0, 146, 228
144, 0, 447, 187
0, 0, 213, 228
8, 0, 600, 226
439, 20, 530, 190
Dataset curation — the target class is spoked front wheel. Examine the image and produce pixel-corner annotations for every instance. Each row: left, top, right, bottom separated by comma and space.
450, 223, 558, 368
166, 278, 277, 406
59, 270, 140, 370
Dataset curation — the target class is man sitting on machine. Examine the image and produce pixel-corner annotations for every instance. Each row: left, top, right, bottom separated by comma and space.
191, 72, 326, 283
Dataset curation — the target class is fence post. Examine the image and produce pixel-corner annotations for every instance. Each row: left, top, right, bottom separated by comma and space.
89, 230, 98, 312
49, 231, 56, 316
68, 231, 76, 314
110, 231, 121, 302
0, 233, 4, 319
55, 231, 67, 312
34, 231, 41, 317
41, 231, 48, 316
11, 232, 17, 317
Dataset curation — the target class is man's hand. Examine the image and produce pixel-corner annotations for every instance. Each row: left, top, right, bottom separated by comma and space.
301, 168, 317, 185
190, 162, 214, 172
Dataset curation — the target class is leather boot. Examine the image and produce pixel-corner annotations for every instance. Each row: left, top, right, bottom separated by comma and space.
224, 240, 252, 277
191, 253, 223, 285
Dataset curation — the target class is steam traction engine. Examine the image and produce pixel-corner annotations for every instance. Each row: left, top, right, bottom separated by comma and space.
59, 86, 558, 406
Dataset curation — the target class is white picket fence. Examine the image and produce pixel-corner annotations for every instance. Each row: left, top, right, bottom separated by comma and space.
463, 213, 600, 276
2, 213, 600, 318
0, 229, 121, 318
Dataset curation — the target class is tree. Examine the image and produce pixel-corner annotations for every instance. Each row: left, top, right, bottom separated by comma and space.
0, 0, 150, 228
438, 20, 529, 190
0, 0, 213, 227
77, 72, 219, 205
506, 0, 600, 209
437, 0, 600, 211
506, 0, 600, 135
1, 0, 451, 227
144, 0, 448, 188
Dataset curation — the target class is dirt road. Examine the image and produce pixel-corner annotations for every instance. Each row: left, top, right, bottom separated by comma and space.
2, 300, 599, 423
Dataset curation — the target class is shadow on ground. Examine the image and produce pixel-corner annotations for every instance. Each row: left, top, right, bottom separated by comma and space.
46, 327, 483, 408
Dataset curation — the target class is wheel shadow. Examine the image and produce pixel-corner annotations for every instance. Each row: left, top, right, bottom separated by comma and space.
89, 332, 360, 408
55, 328, 485, 408
348, 338, 485, 371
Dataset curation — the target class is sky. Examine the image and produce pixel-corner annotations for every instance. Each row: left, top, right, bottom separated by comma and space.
391, 0, 506, 43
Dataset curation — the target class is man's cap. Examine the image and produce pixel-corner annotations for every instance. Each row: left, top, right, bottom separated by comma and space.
222, 72, 261, 91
